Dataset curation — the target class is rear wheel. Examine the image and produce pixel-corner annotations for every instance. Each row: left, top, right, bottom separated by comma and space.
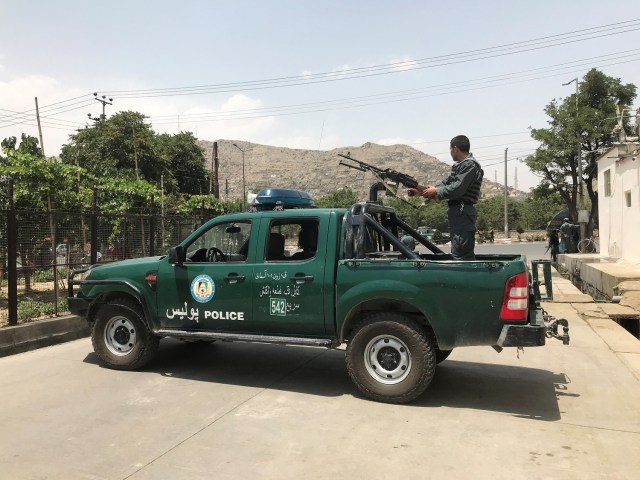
92, 298, 159, 370
346, 313, 436, 404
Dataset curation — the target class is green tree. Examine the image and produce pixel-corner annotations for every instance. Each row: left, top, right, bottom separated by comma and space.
385, 196, 449, 231
520, 187, 565, 230
176, 194, 224, 217
1, 133, 42, 157
60, 111, 163, 182
525, 68, 636, 236
155, 132, 209, 195
1, 146, 87, 291
476, 196, 521, 232
315, 188, 359, 208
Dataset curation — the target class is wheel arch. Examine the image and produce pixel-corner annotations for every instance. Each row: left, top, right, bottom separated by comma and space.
86, 285, 156, 331
339, 297, 438, 346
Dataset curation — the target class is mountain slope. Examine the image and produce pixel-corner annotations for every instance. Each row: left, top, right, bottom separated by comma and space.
198, 140, 519, 201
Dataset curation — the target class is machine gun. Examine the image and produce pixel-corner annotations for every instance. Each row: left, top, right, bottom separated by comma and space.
338, 152, 428, 206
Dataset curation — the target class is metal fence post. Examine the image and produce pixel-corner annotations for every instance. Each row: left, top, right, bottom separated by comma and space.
149, 195, 155, 257
7, 179, 18, 326
52, 209, 59, 316
90, 187, 98, 265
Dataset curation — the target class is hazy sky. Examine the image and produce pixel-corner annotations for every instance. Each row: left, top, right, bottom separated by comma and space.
1, 0, 639, 191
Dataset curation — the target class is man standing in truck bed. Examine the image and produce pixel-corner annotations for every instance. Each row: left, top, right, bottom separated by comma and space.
408, 135, 483, 260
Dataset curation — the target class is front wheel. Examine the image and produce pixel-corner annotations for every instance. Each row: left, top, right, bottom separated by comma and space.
346, 313, 436, 404
92, 298, 160, 370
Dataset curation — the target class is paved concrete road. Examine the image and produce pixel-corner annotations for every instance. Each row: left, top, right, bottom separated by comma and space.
1, 310, 639, 479
425, 241, 548, 259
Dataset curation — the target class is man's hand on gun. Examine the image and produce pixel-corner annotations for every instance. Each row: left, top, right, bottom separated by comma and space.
407, 185, 438, 200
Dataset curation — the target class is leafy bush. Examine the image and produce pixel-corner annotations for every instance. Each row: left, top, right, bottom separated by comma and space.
16, 298, 68, 322
31, 269, 55, 283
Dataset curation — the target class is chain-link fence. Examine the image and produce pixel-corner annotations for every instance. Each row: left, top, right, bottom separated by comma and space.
1, 207, 203, 326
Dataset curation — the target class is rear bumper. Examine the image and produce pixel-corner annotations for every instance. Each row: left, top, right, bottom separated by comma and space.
497, 324, 546, 347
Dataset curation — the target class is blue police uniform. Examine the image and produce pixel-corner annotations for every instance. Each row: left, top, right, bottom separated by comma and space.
435, 154, 483, 260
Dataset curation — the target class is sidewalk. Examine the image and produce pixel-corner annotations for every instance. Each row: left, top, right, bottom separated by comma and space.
559, 253, 640, 309
0, 315, 89, 358
542, 266, 640, 382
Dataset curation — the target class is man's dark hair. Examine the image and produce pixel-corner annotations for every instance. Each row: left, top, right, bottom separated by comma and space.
450, 135, 470, 153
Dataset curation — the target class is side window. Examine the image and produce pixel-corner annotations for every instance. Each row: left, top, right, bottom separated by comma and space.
265, 219, 319, 261
185, 221, 252, 263
603, 169, 611, 197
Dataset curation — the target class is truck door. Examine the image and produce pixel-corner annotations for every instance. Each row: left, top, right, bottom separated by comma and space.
250, 216, 327, 335
155, 220, 255, 331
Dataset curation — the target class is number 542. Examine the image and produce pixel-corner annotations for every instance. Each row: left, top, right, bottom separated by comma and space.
270, 298, 287, 316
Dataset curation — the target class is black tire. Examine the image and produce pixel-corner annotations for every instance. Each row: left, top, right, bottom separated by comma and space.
91, 298, 159, 370
346, 313, 436, 404
435, 348, 453, 364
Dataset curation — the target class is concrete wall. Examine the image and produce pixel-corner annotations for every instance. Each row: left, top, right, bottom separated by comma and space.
597, 143, 640, 262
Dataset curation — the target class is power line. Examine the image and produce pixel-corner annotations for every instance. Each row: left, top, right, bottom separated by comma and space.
103, 19, 640, 99
147, 48, 640, 122
2, 25, 638, 131
140, 49, 640, 126
0, 99, 96, 127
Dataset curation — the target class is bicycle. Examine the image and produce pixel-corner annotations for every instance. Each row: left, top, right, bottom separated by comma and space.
577, 235, 599, 254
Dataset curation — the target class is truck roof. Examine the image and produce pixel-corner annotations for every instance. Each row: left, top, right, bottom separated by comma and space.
205, 207, 348, 224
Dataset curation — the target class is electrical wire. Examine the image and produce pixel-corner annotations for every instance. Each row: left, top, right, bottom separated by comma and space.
103, 19, 640, 98
143, 51, 640, 125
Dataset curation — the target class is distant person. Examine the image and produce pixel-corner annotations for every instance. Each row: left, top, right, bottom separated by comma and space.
400, 235, 416, 252
408, 135, 483, 260
489, 230, 494, 243
560, 218, 578, 253
547, 230, 560, 262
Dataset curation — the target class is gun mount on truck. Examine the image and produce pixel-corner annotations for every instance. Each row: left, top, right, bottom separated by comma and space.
338, 152, 428, 203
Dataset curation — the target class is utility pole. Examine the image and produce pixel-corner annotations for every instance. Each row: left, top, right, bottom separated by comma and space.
93, 92, 113, 120
34, 97, 45, 158
210, 142, 220, 198
514, 167, 518, 192
161, 175, 165, 248
504, 148, 509, 237
132, 125, 140, 181
232, 143, 247, 210
563, 77, 585, 242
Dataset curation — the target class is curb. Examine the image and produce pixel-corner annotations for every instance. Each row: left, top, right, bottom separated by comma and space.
0, 316, 90, 358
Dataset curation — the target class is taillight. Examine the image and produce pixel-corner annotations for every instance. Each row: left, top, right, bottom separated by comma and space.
500, 272, 529, 321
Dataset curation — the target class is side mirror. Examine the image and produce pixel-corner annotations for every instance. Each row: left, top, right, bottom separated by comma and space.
169, 245, 184, 265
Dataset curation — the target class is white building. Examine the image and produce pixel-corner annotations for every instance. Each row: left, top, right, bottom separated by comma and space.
597, 141, 640, 261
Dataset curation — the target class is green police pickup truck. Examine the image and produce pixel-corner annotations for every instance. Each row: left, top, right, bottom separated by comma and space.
68, 198, 569, 404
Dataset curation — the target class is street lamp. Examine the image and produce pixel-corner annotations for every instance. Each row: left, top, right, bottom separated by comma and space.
232, 143, 247, 210
562, 77, 585, 243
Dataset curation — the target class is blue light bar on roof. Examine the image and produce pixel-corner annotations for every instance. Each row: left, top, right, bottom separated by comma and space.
253, 188, 314, 210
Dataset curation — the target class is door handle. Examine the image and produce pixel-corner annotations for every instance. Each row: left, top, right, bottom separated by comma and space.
290, 273, 314, 284
224, 273, 246, 283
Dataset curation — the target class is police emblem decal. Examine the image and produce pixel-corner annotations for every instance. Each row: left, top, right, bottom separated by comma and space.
190, 275, 215, 303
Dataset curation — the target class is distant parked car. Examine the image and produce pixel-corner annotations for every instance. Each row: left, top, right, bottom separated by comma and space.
416, 226, 436, 240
